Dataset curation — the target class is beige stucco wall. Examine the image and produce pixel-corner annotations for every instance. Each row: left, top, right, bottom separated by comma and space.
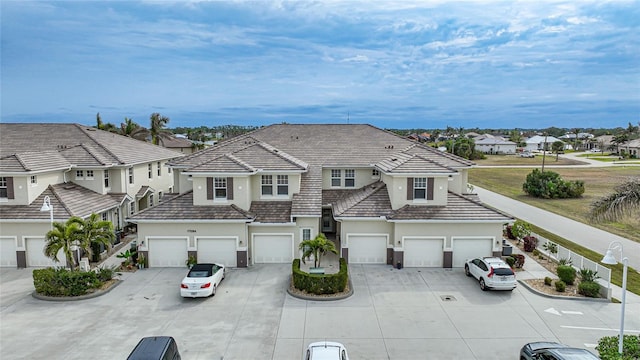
394, 222, 503, 251
321, 167, 380, 189
339, 220, 394, 247
249, 173, 301, 202
0, 222, 52, 250
136, 222, 247, 251
383, 174, 448, 209
124, 163, 173, 198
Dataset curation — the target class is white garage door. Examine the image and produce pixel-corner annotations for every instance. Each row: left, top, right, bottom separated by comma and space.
197, 238, 237, 267
26, 238, 62, 267
0, 238, 17, 267
404, 238, 443, 267
253, 235, 293, 263
148, 238, 188, 267
348, 235, 387, 264
452, 238, 493, 267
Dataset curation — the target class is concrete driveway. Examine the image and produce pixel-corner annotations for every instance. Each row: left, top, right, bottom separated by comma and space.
2, 265, 639, 360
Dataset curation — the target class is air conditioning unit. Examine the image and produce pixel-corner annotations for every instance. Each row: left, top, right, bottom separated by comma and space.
79, 258, 90, 272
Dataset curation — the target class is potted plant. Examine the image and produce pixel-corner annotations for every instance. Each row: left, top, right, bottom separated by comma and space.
116, 249, 136, 270
137, 254, 146, 269
185, 255, 197, 268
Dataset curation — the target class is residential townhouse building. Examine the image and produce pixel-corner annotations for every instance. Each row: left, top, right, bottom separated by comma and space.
129, 124, 512, 269
0, 123, 182, 268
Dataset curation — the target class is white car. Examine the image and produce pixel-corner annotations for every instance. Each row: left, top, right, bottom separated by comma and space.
180, 263, 225, 298
464, 257, 516, 291
304, 341, 349, 360
519, 151, 535, 158
588, 148, 601, 153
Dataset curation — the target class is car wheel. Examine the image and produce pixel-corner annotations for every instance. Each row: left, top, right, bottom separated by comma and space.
479, 278, 488, 291
464, 265, 471, 277
211, 285, 216, 297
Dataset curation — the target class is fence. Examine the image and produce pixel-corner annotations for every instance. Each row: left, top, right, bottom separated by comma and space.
535, 234, 612, 299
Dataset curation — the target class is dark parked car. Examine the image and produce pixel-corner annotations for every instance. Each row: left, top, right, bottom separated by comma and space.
520, 341, 599, 360
127, 336, 181, 360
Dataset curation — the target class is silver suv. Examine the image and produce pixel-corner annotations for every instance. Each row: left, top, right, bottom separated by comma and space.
465, 257, 517, 291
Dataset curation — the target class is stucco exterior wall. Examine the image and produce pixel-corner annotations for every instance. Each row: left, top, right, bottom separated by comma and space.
321, 167, 380, 189
394, 222, 503, 252
136, 222, 247, 251
383, 174, 448, 209
249, 173, 301, 203
339, 220, 394, 247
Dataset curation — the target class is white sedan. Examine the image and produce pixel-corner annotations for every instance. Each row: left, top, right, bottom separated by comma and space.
304, 342, 349, 360
180, 263, 225, 298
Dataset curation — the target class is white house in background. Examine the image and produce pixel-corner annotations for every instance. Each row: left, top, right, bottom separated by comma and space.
474, 135, 517, 154
524, 135, 563, 152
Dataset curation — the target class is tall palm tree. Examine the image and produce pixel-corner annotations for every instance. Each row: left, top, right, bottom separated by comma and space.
590, 178, 640, 222
44, 220, 82, 271
95, 112, 118, 133
299, 233, 338, 268
148, 113, 173, 145
73, 213, 115, 261
120, 118, 147, 141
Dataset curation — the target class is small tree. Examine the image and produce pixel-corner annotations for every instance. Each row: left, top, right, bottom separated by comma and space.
44, 220, 82, 271
551, 141, 564, 161
542, 242, 558, 262
299, 233, 338, 268
510, 219, 532, 243
73, 213, 115, 262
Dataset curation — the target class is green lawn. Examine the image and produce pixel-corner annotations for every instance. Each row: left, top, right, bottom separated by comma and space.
468, 166, 640, 296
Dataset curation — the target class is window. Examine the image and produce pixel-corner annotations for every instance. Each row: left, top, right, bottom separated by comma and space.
414, 177, 427, 199
372, 169, 380, 177
214, 177, 227, 199
261, 175, 273, 196
104, 170, 110, 188
30, 175, 37, 185
86, 170, 94, 179
277, 175, 288, 195
302, 228, 311, 241
129, 202, 135, 215
149, 194, 154, 206
158, 191, 163, 201
128, 167, 134, 184
168, 167, 172, 174
101, 213, 108, 221
344, 169, 355, 187
76, 170, 84, 179
331, 169, 341, 187
157, 162, 161, 176
148, 164, 153, 178
0, 177, 7, 198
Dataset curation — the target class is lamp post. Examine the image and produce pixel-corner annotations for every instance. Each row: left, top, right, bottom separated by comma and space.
40, 196, 53, 229
601, 241, 628, 355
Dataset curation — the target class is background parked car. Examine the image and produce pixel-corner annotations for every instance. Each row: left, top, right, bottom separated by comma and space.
520, 341, 599, 359
180, 263, 225, 298
520, 151, 535, 158
305, 341, 349, 360
465, 257, 517, 291
127, 336, 181, 360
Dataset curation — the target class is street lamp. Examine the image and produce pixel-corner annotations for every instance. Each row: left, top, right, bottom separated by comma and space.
40, 196, 53, 229
601, 241, 628, 355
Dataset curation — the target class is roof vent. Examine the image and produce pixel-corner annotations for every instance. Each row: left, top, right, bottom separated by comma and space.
273, 149, 279, 153
391, 158, 397, 161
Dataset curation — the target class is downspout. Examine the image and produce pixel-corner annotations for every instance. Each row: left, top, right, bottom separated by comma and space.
62, 166, 73, 183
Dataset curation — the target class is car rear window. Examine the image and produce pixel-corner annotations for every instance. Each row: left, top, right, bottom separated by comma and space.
188, 270, 209, 278
494, 268, 514, 276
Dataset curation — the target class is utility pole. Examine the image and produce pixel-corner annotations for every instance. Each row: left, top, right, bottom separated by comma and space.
541, 132, 548, 172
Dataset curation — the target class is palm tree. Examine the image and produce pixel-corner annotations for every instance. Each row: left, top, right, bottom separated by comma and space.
148, 113, 173, 145
590, 178, 640, 222
73, 213, 115, 261
299, 233, 338, 268
120, 118, 147, 141
551, 141, 564, 161
95, 112, 118, 133
44, 220, 82, 271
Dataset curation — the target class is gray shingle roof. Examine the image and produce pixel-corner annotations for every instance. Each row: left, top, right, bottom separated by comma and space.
331, 182, 393, 218
375, 153, 457, 174
129, 191, 254, 221
0, 123, 182, 168
292, 166, 323, 217
249, 201, 292, 223
0, 151, 71, 173
387, 192, 512, 222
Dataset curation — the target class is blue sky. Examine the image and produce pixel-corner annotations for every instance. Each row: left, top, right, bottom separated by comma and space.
1, 1, 638, 130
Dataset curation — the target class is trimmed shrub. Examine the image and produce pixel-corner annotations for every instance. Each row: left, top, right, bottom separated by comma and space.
557, 265, 577, 285
505, 256, 516, 268
578, 281, 601, 298
596, 334, 640, 360
511, 254, 525, 268
523, 236, 538, 252
555, 280, 566, 292
292, 258, 348, 295
522, 169, 585, 199
96, 265, 118, 282
558, 258, 573, 266
579, 268, 598, 283
532, 249, 540, 257
544, 277, 553, 286
33, 268, 102, 297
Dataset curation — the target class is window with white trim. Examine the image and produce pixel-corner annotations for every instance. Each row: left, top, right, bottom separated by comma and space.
344, 169, 355, 187
0, 177, 7, 198
157, 162, 161, 176
76, 170, 84, 179
277, 175, 289, 195
302, 228, 312, 241
372, 169, 380, 177
331, 169, 341, 187
30, 175, 37, 184
86, 170, 94, 179
148, 164, 153, 179
261, 175, 273, 196
101, 212, 108, 221
214, 177, 227, 199
129, 202, 135, 215
414, 177, 426, 199
104, 170, 110, 188
149, 194, 154, 206
128, 167, 134, 184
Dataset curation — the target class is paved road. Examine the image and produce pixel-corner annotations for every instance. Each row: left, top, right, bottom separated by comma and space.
474, 186, 640, 270
2, 265, 639, 360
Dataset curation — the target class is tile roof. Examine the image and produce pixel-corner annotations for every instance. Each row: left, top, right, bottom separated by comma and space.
0, 151, 71, 173
128, 191, 254, 221
0, 123, 182, 169
387, 192, 512, 222
375, 153, 457, 174
249, 201, 292, 223
0, 183, 123, 220
292, 166, 323, 217
331, 182, 393, 218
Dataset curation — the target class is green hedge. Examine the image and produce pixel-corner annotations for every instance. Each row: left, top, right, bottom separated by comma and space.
578, 281, 601, 298
597, 334, 640, 360
33, 268, 102, 296
557, 265, 577, 285
292, 258, 348, 295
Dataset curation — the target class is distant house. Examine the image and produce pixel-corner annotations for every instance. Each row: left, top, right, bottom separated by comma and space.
620, 139, 640, 158
594, 135, 615, 152
474, 135, 517, 154
162, 136, 196, 154
525, 135, 563, 152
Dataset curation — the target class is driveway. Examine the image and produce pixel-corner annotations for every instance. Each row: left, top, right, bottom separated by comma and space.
2, 265, 639, 360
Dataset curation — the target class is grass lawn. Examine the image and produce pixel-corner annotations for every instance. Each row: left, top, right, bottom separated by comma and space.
469, 166, 640, 295
473, 154, 587, 166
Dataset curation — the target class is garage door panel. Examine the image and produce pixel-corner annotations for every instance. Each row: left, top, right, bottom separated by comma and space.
452, 238, 493, 268
149, 239, 188, 267
253, 235, 293, 264
404, 239, 443, 267
198, 239, 237, 267
1, 238, 17, 267
26, 238, 62, 267
348, 235, 387, 264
